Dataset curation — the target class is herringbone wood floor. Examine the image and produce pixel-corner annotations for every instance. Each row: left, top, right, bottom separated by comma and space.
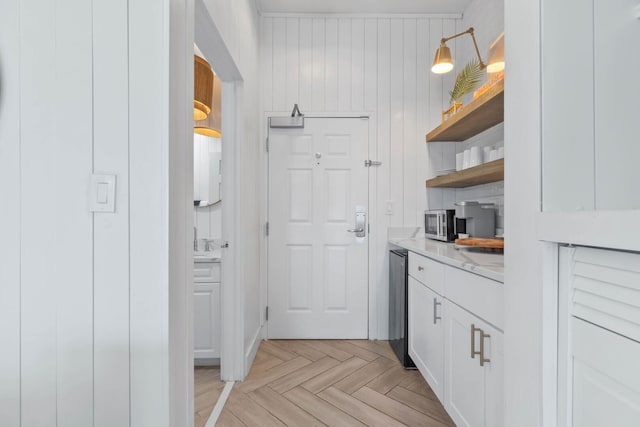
216, 340, 455, 426
195, 366, 225, 427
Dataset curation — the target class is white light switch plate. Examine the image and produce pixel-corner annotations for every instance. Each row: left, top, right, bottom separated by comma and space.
385, 200, 393, 215
91, 174, 116, 212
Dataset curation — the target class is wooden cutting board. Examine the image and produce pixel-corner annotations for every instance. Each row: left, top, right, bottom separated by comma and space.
455, 237, 504, 249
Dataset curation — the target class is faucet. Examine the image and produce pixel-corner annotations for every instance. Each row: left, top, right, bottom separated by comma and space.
194, 227, 198, 251
204, 239, 216, 251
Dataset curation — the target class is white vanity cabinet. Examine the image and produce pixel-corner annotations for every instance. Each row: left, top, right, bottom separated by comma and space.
193, 261, 221, 361
407, 250, 503, 427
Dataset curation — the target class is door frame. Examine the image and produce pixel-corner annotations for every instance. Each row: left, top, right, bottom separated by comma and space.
194, 0, 245, 381
260, 112, 379, 339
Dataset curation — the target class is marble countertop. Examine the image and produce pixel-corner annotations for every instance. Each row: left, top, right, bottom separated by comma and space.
389, 233, 504, 283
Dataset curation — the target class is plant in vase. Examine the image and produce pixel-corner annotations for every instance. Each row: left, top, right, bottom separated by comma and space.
442, 58, 483, 122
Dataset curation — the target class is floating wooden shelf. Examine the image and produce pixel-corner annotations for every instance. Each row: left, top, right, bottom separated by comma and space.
426, 159, 504, 188
426, 79, 504, 142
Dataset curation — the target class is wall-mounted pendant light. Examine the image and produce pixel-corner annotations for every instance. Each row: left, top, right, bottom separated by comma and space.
486, 32, 505, 73
194, 55, 214, 120
194, 73, 222, 137
431, 27, 486, 74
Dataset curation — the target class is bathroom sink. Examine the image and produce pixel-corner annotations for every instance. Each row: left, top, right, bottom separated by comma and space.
194, 250, 221, 262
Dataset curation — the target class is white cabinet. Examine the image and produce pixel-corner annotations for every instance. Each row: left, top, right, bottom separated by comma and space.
444, 300, 503, 427
407, 250, 503, 427
408, 276, 444, 400
571, 318, 640, 427
194, 261, 220, 360
558, 246, 640, 426
542, 0, 640, 212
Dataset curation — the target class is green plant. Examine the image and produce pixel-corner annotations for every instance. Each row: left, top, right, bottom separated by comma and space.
449, 58, 483, 105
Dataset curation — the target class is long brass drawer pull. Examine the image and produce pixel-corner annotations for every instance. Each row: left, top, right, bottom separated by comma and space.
471, 324, 482, 359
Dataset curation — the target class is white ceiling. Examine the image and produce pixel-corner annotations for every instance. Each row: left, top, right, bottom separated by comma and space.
256, 0, 472, 15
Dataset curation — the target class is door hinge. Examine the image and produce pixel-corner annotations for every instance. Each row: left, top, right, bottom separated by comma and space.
266, 306, 269, 321
265, 222, 269, 236
266, 137, 269, 152
364, 160, 382, 167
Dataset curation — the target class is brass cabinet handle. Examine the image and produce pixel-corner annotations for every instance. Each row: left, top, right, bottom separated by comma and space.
479, 330, 491, 366
471, 324, 482, 359
433, 298, 442, 324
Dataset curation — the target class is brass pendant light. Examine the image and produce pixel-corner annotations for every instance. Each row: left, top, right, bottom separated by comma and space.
194, 73, 222, 138
431, 27, 486, 74
194, 55, 214, 120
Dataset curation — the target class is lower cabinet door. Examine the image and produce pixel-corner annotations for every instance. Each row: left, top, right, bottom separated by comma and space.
444, 300, 486, 427
444, 300, 504, 427
571, 317, 640, 427
408, 276, 445, 400
194, 282, 220, 359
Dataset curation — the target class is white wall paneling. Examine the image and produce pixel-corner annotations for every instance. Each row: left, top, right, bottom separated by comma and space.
504, 0, 544, 424
261, 15, 468, 338
93, 0, 131, 425
0, 0, 21, 425
0, 0, 197, 425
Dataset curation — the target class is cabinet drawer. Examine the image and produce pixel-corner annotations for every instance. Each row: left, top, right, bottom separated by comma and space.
445, 266, 503, 331
194, 262, 221, 283
408, 252, 444, 295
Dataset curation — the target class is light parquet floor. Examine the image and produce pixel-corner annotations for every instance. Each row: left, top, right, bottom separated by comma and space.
195, 366, 225, 427
216, 340, 455, 427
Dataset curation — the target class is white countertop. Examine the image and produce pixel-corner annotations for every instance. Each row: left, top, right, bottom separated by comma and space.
389, 236, 504, 283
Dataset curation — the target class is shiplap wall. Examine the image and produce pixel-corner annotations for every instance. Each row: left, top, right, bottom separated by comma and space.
430, 0, 506, 234
260, 14, 463, 339
261, 16, 460, 227
260, 0, 504, 338
0, 0, 195, 425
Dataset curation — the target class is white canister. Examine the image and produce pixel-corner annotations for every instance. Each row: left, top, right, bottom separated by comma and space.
469, 146, 482, 167
456, 152, 464, 171
489, 149, 499, 161
498, 146, 505, 159
462, 149, 471, 169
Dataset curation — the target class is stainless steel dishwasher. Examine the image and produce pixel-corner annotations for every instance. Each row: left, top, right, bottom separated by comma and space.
389, 249, 415, 368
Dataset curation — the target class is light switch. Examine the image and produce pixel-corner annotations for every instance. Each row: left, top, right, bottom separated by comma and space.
97, 183, 109, 204
91, 174, 116, 213
385, 200, 393, 215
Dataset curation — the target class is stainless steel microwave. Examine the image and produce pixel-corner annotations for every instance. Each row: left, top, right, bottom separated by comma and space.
424, 209, 456, 242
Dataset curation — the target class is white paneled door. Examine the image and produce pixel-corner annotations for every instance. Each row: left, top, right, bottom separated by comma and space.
268, 117, 369, 338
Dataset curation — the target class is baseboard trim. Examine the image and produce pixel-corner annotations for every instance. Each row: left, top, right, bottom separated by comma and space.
244, 325, 264, 378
